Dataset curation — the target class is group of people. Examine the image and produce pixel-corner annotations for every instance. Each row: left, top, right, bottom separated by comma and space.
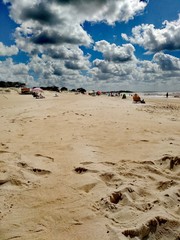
32, 92, 45, 99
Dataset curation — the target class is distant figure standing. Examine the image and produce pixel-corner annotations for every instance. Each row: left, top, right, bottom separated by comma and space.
166, 92, 168, 98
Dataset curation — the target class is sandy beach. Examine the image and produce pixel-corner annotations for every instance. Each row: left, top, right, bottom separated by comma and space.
0, 89, 180, 240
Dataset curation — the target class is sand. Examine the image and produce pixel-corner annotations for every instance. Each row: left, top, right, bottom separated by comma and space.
0, 89, 180, 240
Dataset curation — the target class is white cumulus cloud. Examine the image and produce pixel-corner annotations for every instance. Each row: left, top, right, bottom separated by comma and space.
94, 40, 136, 62
122, 15, 180, 53
0, 42, 19, 56
153, 52, 180, 71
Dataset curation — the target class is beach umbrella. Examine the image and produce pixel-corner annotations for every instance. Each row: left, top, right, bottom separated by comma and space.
32, 87, 43, 92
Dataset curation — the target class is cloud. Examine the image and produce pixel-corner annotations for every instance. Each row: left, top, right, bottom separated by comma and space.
46, 46, 85, 60
27, 50, 91, 87
90, 55, 180, 91
64, 60, 88, 70
91, 40, 139, 83
92, 59, 134, 79
0, 58, 35, 86
49, 0, 148, 24
122, 15, 180, 53
90, 42, 180, 91
2, 0, 179, 91
19, 2, 61, 26
0, 42, 18, 56
4, 0, 147, 54
94, 40, 136, 62
1, 0, 147, 90
153, 52, 180, 71
91, 41, 138, 85
14, 24, 92, 55
1, 51, 179, 91
138, 60, 159, 73
31, 28, 91, 46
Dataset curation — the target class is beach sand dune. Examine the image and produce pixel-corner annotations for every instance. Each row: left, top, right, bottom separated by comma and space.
0, 89, 179, 239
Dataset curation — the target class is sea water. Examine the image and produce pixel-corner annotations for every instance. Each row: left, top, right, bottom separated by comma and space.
139, 91, 180, 98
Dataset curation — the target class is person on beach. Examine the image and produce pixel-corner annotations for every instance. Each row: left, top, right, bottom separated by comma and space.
166, 92, 168, 98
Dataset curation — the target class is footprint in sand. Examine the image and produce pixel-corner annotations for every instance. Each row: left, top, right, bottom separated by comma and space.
100, 161, 116, 166
0, 178, 25, 187
35, 153, 54, 162
17, 162, 51, 175
100, 172, 115, 182
122, 217, 180, 240
109, 192, 123, 204
140, 139, 149, 142
74, 167, 88, 174
0, 179, 9, 185
99, 172, 121, 188
79, 182, 97, 193
157, 180, 177, 191
74, 166, 99, 174
80, 161, 94, 165
157, 155, 180, 171
31, 168, 51, 175
0, 150, 9, 154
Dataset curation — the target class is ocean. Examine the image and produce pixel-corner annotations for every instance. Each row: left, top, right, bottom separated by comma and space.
139, 91, 180, 98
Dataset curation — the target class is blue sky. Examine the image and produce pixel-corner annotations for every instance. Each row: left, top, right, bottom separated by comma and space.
0, 0, 180, 91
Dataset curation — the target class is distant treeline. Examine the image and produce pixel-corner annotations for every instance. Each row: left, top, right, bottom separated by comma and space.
102, 90, 133, 94
0, 81, 60, 92
0, 81, 26, 88
0, 81, 133, 94
40, 86, 60, 92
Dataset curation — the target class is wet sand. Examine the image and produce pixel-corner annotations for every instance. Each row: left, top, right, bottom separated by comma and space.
0, 89, 180, 240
